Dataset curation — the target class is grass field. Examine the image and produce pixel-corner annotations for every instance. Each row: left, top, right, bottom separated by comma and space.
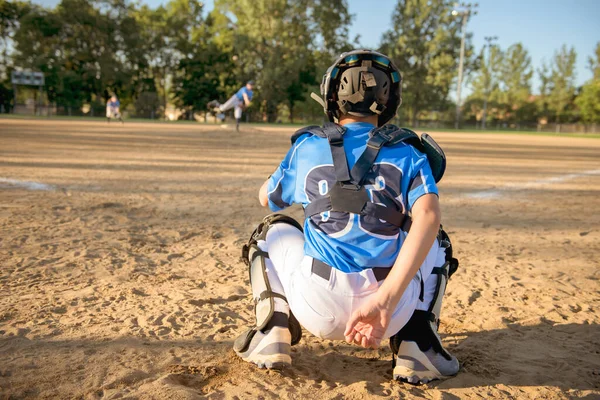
2, 113, 599, 139
1, 118, 599, 399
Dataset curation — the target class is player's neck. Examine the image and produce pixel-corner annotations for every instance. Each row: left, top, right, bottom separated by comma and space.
338, 115, 378, 127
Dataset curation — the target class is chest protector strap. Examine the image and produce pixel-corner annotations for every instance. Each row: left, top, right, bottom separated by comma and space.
292, 123, 352, 183
296, 124, 434, 227
293, 123, 446, 227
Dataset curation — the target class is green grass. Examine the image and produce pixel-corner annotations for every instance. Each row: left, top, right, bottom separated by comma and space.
420, 127, 600, 139
0, 113, 223, 125
2, 114, 599, 138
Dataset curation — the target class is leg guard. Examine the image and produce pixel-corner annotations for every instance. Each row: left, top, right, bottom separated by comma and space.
233, 214, 303, 368
428, 227, 458, 329
389, 227, 460, 383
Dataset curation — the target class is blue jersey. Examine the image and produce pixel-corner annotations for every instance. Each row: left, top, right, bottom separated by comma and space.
236, 86, 253, 101
108, 100, 120, 108
267, 122, 438, 273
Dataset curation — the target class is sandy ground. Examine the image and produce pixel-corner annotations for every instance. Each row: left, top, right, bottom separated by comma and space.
0, 119, 599, 399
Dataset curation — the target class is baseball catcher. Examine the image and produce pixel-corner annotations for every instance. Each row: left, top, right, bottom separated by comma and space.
233, 49, 460, 384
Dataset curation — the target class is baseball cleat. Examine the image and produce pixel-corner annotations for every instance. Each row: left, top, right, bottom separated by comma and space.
392, 340, 459, 384
207, 100, 220, 108
233, 325, 292, 370
206, 100, 222, 114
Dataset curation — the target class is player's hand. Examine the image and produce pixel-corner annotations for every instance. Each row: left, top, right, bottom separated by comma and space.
344, 296, 392, 349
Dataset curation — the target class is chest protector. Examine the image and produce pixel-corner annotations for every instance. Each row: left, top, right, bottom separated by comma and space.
291, 122, 446, 229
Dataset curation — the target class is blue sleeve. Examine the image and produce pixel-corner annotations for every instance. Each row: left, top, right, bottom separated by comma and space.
239, 87, 253, 100
407, 155, 438, 211
266, 144, 299, 211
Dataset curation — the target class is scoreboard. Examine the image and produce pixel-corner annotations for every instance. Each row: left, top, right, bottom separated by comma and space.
11, 71, 45, 86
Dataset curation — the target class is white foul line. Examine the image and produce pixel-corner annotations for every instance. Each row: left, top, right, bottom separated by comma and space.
0, 178, 54, 191
465, 168, 600, 199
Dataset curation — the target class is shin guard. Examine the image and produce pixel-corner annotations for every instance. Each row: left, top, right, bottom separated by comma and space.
234, 214, 303, 355
390, 227, 459, 361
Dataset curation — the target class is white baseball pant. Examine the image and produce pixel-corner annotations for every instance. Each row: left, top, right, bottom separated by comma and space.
257, 222, 446, 341
219, 95, 244, 119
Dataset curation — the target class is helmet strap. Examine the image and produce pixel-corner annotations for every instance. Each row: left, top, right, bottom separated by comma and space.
310, 92, 326, 108
369, 102, 386, 115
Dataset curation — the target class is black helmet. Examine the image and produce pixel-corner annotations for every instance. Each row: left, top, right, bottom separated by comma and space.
311, 49, 402, 126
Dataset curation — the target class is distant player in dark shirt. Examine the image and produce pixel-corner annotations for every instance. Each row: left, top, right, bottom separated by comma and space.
106, 95, 123, 124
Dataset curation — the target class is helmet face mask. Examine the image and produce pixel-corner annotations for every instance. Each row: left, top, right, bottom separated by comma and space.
315, 49, 402, 126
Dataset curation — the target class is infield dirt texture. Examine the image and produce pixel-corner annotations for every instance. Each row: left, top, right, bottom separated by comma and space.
1, 119, 599, 399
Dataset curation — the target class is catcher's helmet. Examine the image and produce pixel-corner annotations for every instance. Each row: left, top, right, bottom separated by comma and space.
311, 49, 402, 126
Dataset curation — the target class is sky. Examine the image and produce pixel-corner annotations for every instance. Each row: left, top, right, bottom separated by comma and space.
33, 0, 600, 93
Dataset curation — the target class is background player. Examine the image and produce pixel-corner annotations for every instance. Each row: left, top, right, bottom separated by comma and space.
106, 95, 124, 124
233, 49, 460, 384
208, 81, 254, 131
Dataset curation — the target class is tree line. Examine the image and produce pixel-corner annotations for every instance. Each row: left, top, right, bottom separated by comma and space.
466, 42, 600, 126
1, 0, 598, 126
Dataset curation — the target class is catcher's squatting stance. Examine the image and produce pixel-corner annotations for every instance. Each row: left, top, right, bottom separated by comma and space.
233, 50, 460, 384
208, 81, 254, 131
106, 95, 123, 124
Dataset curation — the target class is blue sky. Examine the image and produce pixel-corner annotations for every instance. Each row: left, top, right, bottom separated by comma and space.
34, 0, 600, 92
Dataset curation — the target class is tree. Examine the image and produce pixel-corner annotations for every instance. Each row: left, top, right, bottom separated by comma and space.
215, 0, 353, 122
309, 0, 354, 56
134, 0, 200, 118
466, 44, 502, 125
546, 45, 577, 123
0, 0, 31, 78
496, 43, 534, 123
575, 42, 600, 124
13, 0, 138, 110
379, 0, 475, 125
536, 59, 552, 123
588, 41, 600, 80
170, 2, 237, 115
576, 80, 600, 124
0, 0, 32, 112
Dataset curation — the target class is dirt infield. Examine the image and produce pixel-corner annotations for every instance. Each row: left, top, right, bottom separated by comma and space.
1, 119, 599, 399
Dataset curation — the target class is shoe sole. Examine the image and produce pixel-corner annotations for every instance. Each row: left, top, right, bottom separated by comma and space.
242, 352, 292, 370
393, 341, 443, 384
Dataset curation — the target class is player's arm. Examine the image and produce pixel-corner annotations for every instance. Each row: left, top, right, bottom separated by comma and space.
258, 179, 269, 207
242, 92, 251, 107
258, 144, 298, 209
377, 193, 441, 310
345, 193, 441, 348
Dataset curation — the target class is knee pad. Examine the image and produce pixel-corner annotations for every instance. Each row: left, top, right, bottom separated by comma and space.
241, 213, 303, 267
438, 227, 459, 279
240, 214, 303, 345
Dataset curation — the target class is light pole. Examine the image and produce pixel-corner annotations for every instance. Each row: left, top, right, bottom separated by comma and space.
452, 3, 477, 129
481, 35, 498, 130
